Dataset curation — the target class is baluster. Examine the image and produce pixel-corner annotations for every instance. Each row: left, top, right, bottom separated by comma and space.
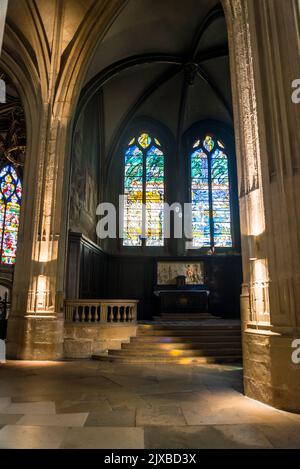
65, 305, 69, 322
63, 300, 138, 324
131, 304, 137, 322
109, 306, 114, 322
68, 305, 73, 322
100, 304, 107, 322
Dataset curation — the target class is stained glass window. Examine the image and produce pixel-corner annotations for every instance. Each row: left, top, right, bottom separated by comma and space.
191, 135, 232, 248
123, 133, 164, 247
0, 164, 22, 264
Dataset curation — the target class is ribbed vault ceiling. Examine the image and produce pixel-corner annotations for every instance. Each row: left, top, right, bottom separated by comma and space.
81, 0, 232, 152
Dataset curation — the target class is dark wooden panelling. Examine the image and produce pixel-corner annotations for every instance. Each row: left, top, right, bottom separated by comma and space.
66, 232, 242, 319
106, 255, 242, 319
66, 232, 107, 299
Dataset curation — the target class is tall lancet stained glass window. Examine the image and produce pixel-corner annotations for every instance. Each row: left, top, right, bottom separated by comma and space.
0, 164, 22, 264
123, 133, 164, 247
191, 135, 232, 248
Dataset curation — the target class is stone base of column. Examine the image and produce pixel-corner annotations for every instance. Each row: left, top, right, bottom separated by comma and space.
6, 316, 64, 360
243, 330, 300, 413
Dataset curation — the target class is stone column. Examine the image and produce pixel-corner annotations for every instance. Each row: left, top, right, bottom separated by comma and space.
0, 0, 8, 55
224, 0, 300, 412
5, 1, 68, 360
4, 0, 125, 360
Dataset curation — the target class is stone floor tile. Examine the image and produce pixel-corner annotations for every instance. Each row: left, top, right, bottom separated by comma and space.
142, 391, 210, 407
0, 425, 68, 449
2, 401, 56, 415
257, 423, 300, 449
0, 414, 23, 425
0, 397, 10, 411
56, 399, 111, 414
106, 392, 147, 410
85, 409, 136, 427
136, 406, 187, 426
16, 412, 88, 427
60, 427, 144, 449
144, 424, 273, 449
0, 361, 299, 449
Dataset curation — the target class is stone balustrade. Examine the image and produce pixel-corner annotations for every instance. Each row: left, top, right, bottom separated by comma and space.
64, 299, 138, 324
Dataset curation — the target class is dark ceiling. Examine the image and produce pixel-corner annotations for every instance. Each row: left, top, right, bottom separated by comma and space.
80, 0, 232, 152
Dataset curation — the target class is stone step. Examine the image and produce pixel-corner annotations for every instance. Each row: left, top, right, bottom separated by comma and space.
153, 314, 217, 321
138, 323, 240, 329
121, 342, 242, 351
109, 348, 242, 358
136, 329, 241, 337
92, 354, 242, 364
92, 319, 242, 365
131, 335, 241, 343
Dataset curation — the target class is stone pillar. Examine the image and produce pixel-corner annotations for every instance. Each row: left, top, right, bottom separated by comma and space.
4, 0, 125, 361
5, 2, 68, 360
224, 0, 300, 412
6, 109, 67, 360
0, 0, 8, 55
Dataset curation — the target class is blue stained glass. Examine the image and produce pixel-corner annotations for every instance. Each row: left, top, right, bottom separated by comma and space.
191, 149, 210, 247
190, 136, 232, 249
123, 145, 143, 246
211, 148, 232, 247
146, 145, 164, 246
0, 164, 22, 264
123, 134, 164, 247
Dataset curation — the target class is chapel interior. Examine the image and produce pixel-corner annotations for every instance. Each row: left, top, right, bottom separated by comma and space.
0, 0, 299, 450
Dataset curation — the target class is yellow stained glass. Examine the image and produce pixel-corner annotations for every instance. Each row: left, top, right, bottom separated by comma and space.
138, 133, 151, 149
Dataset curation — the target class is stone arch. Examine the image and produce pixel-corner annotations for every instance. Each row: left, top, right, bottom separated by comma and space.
2, 0, 299, 413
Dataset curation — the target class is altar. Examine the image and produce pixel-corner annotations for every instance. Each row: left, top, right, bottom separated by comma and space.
154, 289, 210, 314
154, 261, 209, 314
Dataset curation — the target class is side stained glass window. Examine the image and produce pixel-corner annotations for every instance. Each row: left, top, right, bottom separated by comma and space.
123, 133, 164, 247
0, 164, 22, 264
191, 135, 232, 248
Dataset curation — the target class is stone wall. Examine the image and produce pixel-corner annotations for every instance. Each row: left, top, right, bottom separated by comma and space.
69, 98, 101, 243
64, 323, 137, 359
243, 331, 300, 413
0, 0, 7, 54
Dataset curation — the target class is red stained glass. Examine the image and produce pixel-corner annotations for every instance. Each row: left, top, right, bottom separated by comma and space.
0, 165, 22, 264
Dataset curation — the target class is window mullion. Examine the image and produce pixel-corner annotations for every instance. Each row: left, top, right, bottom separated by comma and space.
208, 154, 214, 249
142, 149, 147, 248
0, 205, 7, 264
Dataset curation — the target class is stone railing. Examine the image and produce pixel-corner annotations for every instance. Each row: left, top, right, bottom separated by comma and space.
64, 299, 138, 324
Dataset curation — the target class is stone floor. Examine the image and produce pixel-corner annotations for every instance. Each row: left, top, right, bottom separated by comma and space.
0, 360, 300, 449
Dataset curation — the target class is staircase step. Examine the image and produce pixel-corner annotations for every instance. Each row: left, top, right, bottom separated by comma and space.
122, 340, 242, 351
131, 336, 241, 343
92, 318, 242, 365
109, 348, 242, 358
138, 324, 240, 329
153, 314, 218, 321
92, 355, 242, 364
136, 330, 241, 337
